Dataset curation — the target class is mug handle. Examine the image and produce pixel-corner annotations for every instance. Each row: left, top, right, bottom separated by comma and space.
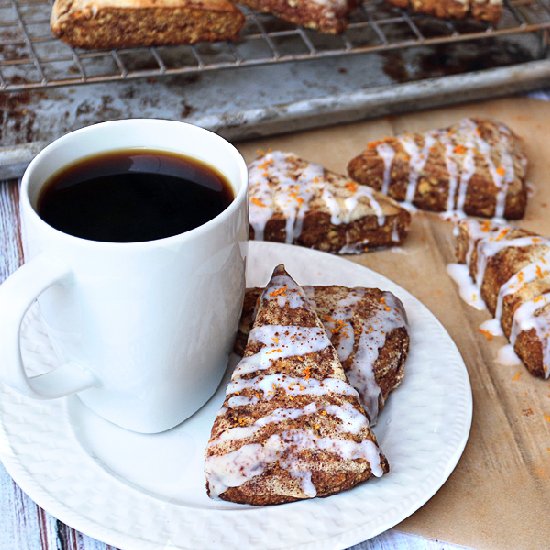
0, 253, 97, 399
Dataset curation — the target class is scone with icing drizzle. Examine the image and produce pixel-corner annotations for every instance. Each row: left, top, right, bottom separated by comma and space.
449, 219, 550, 378
238, 0, 354, 33
248, 151, 411, 254
235, 286, 409, 423
385, 0, 502, 24
205, 265, 389, 505
348, 119, 527, 220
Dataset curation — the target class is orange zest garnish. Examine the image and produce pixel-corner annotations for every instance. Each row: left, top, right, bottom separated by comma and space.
251, 197, 266, 207
346, 181, 359, 193
454, 144, 467, 155
536, 265, 544, 278
480, 220, 492, 232
303, 365, 311, 381
512, 371, 522, 382
479, 329, 493, 341
269, 286, 287, 298
257, 158, 273, 170
534, 295, 545, 303
496, 166, 506, 177
266, 348, 282, 354
296, 197, 304, 205
271, 336, 279, 344
495, 228, 510, 242
331, 319, 347, 334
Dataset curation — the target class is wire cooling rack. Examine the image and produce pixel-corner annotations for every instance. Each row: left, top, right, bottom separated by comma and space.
0, 0, 549, 92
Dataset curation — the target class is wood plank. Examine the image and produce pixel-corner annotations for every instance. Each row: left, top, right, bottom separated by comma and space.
0, 180, 116, 550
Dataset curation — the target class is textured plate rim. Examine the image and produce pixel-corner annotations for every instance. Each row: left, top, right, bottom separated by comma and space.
0, 241, 472, 550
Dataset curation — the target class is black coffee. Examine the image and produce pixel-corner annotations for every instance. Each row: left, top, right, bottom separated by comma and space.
38, 149, 234, 242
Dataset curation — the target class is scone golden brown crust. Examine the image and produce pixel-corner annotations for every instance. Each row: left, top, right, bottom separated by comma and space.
51, 0, 245, 49
348, 119, 527, 220
450, 219, 550, 378
238, 0, 354, 33
235, 286, 409, 422
385, 0, 502, 24
249, 151, 411, 254
205, 265, 389, 505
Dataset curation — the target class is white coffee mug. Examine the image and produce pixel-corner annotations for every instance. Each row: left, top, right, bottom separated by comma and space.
0, 120, 248, 433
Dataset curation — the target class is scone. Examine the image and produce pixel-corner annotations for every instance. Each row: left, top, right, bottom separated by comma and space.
450, 219, 550, 378
238, 0, 354, 33
51, 0, 245, 49
348, 119, 527, 220
249, 151, 411, 254
235, 285, 409, 422
385, 0, 502, 24
205, 265, 389, 505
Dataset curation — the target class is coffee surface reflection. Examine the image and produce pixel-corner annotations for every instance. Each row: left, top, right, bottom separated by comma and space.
38, 149, 234, 242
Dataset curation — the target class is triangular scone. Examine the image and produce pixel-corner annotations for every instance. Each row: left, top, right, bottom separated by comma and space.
348, 119, 527, 220
51, 0, 245, 49
385, 0, 502, 24
452, 219, 550, 378
248, 151, 411, 254
235, 286, 409, 423
238, 0, 354, 33
205, 265, 389, 505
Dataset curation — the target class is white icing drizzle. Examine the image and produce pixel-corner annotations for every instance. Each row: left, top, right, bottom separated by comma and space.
399, 132, 436, 207
324, 402, 369, 434
262, 273, 306, 309
346, 292, 406, 420
227, 395, 259, 408
234, 325, 329, 376
227, 373, 358, 400
444, 140, 460, 213
376, 142, 395, 196
479, 318, 503, 337
447, 263, 485, 309
496, 344, 522, 366
206, 428, 383, 498
248, 152, 387, 244
338, 241, 370, 254
323, 288, 366, 362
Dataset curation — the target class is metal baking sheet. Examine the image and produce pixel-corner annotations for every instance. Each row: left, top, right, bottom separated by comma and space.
1, 36, 549, 179
1, 0, 549, 92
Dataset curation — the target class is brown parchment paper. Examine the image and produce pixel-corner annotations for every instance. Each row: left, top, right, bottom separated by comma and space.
237, 98, 550, 550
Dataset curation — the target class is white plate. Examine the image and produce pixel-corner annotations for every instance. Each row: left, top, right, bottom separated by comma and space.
0, 241, 472, 550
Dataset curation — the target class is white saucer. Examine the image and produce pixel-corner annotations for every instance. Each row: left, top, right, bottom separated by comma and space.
0, 241, 472, 550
